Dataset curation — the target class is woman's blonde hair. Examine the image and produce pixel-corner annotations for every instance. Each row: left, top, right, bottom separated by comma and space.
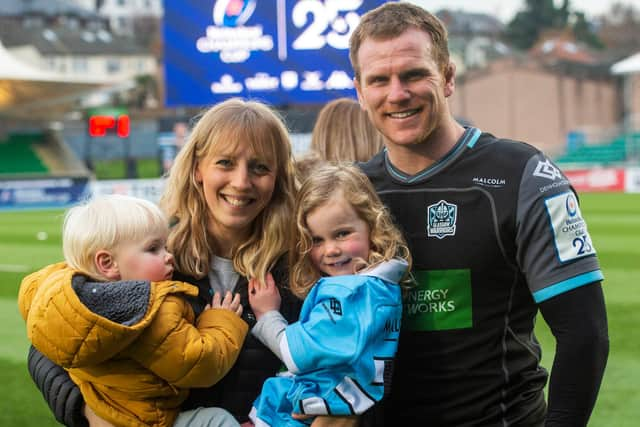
290, 163, 411, 298
63, 195, 168, 280
310, 97, 384, 163
160, 98, 296, 280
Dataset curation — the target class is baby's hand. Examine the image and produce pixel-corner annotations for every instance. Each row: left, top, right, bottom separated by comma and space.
211, 291, 243, 317
248, 273, 281, 321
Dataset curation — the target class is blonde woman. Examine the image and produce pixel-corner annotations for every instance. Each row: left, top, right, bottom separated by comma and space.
27, 99, 302, 426
295, 98, 385, 180
311, 97, 384, 163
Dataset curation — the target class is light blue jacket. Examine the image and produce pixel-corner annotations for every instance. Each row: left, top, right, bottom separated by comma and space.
250, 258, 407, 426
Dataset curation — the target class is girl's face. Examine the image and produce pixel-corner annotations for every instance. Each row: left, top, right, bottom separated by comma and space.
306, 194, 371, 277
195, 140, 276, 244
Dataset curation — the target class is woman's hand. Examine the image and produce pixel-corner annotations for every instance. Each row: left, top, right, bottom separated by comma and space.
83, 404, 115, 427
248, 273, 281, 321
210, 291, 243, 316
306, 414, 360, 426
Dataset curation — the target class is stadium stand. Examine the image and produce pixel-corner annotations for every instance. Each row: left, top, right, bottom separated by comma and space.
555, 132, 640, 166
0, 132, 48, 175
0, 130, 90, 177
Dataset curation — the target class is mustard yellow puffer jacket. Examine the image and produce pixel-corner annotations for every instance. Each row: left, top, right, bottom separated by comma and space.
18, 262, 249, 427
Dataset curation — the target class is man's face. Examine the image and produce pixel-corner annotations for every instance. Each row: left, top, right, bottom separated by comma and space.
354, 28, 454, 150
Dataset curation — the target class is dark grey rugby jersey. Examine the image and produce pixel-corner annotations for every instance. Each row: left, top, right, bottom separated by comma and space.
359, 127, 603, 426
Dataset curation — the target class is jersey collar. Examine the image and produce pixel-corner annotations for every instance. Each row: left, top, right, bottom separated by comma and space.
359, 258, 408, 284
384, 126, 482, 184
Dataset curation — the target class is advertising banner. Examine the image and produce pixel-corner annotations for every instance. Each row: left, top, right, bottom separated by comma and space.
163, 0, 388, 107
625, 168, 640, 193
563, 168, 626, 192
90, 179, 166, 203
0, 178, 90, 211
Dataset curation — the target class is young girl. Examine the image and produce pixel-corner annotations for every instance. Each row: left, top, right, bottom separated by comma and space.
247, 163, 412, 426
18, 194, 247, 427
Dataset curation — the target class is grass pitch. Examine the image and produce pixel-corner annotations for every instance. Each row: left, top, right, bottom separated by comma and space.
1, 193, 638, 426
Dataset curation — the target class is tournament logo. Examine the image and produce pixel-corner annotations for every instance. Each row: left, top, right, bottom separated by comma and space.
427, 200, 457, 239
198, 0, 272, 63
213, 0, 256, 27
565, 193, 578, 217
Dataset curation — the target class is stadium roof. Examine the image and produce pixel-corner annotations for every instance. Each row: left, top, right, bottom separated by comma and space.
0, 0, 95, 18
611, 52, 640, 75
0, 20, 148, 56
0, 40, 107, 119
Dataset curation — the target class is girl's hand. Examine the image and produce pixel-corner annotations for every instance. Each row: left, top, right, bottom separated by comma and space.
211, 291, 243, 316
248, 273, 281, 321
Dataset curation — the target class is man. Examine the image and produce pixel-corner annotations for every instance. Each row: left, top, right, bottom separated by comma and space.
351, 3, 609, 426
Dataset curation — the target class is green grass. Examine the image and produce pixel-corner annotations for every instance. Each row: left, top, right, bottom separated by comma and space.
534, 193, 640, 426
93, 157, 162, 179
1, 193, 639, 426
0, 210, 65, 427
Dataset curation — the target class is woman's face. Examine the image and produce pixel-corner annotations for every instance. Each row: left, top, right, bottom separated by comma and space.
195, 139, 277, 244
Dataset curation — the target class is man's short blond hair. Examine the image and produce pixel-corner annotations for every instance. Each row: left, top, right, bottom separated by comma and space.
349, 2, 450, 81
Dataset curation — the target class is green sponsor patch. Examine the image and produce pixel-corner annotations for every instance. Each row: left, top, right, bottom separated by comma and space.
403, 269, 472, 331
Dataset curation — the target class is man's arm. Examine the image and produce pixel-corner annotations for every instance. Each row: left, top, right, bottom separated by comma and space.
538, 282, 609, 426
27, 345, 88, 427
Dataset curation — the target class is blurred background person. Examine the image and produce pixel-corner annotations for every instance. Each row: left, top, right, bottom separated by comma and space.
296, 97, 385, 180
311, 97, 384, 163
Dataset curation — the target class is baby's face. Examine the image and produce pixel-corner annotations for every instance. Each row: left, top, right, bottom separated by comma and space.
113, 231, 174, 282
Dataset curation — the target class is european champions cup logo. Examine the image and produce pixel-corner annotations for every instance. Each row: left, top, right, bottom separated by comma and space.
213, 0, 257, 27
565, 194, 578, 217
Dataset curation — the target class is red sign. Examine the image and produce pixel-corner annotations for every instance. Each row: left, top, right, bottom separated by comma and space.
88, 114, 130, 138
563, 168, 626, 192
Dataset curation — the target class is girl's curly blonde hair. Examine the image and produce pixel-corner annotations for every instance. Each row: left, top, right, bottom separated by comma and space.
289, 163, 411, 298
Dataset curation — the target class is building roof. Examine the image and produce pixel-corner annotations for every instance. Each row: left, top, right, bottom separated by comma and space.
529, 31, 597, 65
0, 0, 95, 18
436, 9, 504, 37
0, 40, 108, 117
0, 19, 148, 56
611, 51, 640, 74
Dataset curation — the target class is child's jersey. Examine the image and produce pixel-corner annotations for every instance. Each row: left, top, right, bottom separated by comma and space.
250, 258, 407, 426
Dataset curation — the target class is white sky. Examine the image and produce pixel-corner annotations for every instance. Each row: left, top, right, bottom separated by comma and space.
406, 0, 638, 23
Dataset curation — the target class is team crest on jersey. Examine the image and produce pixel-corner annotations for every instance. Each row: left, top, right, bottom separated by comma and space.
427, 200, 457, 239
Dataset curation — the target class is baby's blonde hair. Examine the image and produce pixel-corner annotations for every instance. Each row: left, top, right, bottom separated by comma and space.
290, 163, 411, 298
63, 194, 168, 280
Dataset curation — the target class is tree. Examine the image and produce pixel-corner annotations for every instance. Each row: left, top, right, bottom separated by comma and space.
572, 12, 603, 49
504, 0, 602, 50
597, 2, 640, 56
504, 0, 568, 49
